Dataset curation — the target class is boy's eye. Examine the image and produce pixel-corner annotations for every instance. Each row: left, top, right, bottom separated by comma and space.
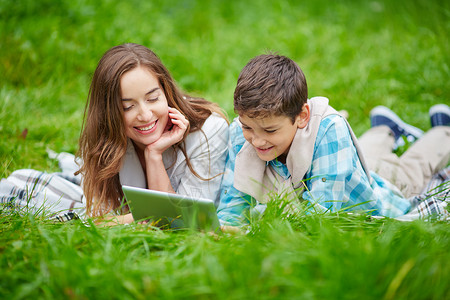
265, 129, 277, 133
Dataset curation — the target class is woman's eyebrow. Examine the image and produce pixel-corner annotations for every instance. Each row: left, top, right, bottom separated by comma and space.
145, 87, 160, 96
122, 87, 160, 101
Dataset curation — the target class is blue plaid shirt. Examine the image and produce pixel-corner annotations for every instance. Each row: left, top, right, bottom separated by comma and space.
217, 116, 411, 226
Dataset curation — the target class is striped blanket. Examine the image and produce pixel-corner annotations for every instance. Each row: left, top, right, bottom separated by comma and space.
0, 152, 449, 222
0, 152, 86, 221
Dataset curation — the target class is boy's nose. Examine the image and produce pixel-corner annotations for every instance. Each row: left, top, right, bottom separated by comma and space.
251, 136, 266, 148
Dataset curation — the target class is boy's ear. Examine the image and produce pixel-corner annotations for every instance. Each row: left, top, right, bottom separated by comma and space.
296, 103, 310, 129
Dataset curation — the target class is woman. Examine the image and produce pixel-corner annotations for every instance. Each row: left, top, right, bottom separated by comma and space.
77, 43, 229, 224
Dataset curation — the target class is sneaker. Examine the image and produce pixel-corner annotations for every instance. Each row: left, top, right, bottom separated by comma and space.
370, 106, 424, 149
429, 104, 450, 127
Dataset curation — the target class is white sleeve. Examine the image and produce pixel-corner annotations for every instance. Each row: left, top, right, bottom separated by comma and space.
175, 114, 229, 207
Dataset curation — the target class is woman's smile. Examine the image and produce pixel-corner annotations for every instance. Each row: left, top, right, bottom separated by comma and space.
135, 120, 158, 133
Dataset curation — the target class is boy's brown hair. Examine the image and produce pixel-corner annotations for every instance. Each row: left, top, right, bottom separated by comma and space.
234, 54, 308, 123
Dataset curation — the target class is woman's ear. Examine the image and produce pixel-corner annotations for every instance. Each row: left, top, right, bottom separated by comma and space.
296, 103, 310, 129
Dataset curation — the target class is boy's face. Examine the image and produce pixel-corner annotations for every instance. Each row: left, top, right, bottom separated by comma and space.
239, 108, 308, 163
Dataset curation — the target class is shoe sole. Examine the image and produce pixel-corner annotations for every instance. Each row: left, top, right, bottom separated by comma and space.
370, 106, 424, 138
429, 104, 450, 116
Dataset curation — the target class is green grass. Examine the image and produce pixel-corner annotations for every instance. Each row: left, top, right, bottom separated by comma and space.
1, 0, 449, 298
1, 201, 449, 299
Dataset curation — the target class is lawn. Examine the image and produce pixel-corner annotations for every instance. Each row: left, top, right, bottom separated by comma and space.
1, 0, 449, 299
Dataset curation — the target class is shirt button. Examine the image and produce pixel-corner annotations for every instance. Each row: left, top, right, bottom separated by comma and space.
322, 177, 326, 182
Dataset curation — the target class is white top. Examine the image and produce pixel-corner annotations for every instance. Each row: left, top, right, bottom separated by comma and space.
119, 113, 229, 206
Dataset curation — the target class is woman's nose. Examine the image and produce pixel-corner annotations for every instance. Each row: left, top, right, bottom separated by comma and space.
137, 103, 152, 121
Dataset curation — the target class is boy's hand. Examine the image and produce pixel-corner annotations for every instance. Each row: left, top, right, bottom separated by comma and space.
95, 212, 135, 226
220, 225, 242, 234
145, 107, 189, 156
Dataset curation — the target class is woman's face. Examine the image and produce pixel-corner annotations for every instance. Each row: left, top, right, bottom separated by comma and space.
120, 66, 169, 151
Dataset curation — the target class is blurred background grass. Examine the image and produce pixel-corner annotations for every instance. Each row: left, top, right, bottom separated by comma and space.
1, 0, 449, 178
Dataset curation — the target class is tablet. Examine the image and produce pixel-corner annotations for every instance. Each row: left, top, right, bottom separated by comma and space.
122, 185, 221, 232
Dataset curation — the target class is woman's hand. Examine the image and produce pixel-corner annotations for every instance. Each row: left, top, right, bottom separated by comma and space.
142, 107, 187, 193
145, 107, 189, 157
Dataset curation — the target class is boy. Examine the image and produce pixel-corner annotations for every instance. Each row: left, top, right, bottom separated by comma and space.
218, 54, 450, 227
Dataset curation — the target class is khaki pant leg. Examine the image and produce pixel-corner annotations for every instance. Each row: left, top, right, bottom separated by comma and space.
360, 126, 450, 198
359, 126, 402, 180
358, 125, 396, 159
396, 126, 450, 197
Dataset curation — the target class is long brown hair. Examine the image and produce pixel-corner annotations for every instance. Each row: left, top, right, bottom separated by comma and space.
77, 43, 227, 217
